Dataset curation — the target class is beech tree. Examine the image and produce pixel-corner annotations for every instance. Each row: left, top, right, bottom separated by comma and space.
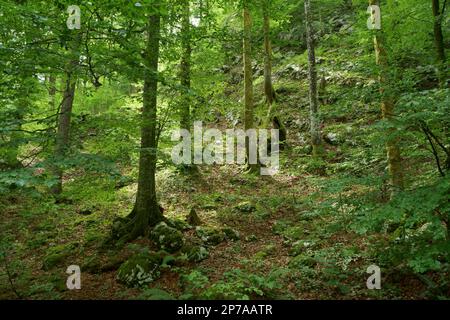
119, 1, 164, 240
243, 0, 258, 172
305, 0, 323, 157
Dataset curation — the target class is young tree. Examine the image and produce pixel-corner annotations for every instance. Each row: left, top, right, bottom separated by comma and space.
51, 32, 82, 195
304, 0, 323, 157
180, 0, 192, 131
263, 0, 286, 145
123, 1, 164, 240
431, 0, 447, 86
369, 0, 404, 192
243, 0, 258, 172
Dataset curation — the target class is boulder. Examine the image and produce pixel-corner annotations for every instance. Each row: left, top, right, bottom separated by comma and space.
234, 201, 256, 213
195, 226, 225, 246
150, 222, 184, 253
182, 245, 209, 262
222, 227, 240, 241
116, 252, 162, 288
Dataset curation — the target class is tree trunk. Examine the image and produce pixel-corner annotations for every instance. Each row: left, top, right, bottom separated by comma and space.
305, 0, 323, 157
369, 0, 404, 193
128, 3, 164, 239
180, 0, 191, 131
263, 0, 287, 146
48, 75, 57, 111
432, 0, 447, 86
51, 33, 81, 195
243, 1, 258, 172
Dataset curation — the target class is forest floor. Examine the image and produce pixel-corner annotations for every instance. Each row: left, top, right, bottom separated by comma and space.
0, 151, 427, 300
0, 43, 442, 300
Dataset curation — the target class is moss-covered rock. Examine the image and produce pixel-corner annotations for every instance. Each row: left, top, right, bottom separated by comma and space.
116, 252, 162, 288
150, 222, 184, 253
222, 227, 240, 241
289, 253, 317, 269
167, 218, 192, 231
289, 240, 317, 257
182, 245, 209, 262
195, 226, 225, 246
234, 201, 256, 213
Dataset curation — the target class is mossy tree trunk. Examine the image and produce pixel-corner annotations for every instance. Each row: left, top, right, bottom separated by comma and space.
305, 0, 323, 157
180, 0, 191, 131
127, 2, 164, 240
243, 0, 258, 172
51, 32, 81, 195
369, 0, 404, 193
263, 0, 286, 146
431, 0, 447, 87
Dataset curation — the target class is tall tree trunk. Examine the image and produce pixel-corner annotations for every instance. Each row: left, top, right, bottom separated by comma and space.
243, 0, 258, 172
263, 0, 287, 145
432, 0, 447, 86
369, 0, 404, 193
51, 33, 81, 195
180, 0, 191, 131
128, 3, 163, 239
305, 0, 323, 157
6, 109, 23, 169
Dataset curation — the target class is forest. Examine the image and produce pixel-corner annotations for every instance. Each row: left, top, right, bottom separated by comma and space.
0, 0, 449, 301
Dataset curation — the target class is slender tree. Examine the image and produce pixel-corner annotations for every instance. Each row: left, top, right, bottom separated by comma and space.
243, 0, 258, 172
126, 1, 164, 240
431, 0, 447, 86
369, 0, 404, 192
180, 0, 192, 131
263, 0, 286, 145
51, 32, 82, 195
304, 0, 323, 157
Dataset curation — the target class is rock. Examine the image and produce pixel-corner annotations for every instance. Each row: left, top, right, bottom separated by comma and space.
222, 227, 240, 241
234, 201, 256, 213
187, 208, 202, 226
150, 222, 184, 253
323, 133, 340, 146
116, 252, 162, 288
289, 240, 316, 256
195, 226, 225, 246
276, 63, 308, 80
167, 218, 191, 231
182, 245, 209, 262
289, 254, 317, 269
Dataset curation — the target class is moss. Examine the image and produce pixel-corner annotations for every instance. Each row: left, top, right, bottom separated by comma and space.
182, 245, 209, 262
234, 201, 256, 213
116, 252, 162, 288
150, 222, 184, 253
222, 227, 240, 241
289, 254, 317, 269
195, 226, 225, 246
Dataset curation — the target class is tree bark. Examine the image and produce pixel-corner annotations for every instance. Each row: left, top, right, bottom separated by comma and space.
180, 0, 191, 131
369, 0, 404, 193
263, 0, 287, 146
51, 33, 81, 195
432, 0, 447, 86
243, 1, 258, 172
128, 2, 164, 239
48, 75, 57, 111
305, 0, 323, 157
